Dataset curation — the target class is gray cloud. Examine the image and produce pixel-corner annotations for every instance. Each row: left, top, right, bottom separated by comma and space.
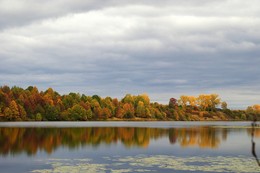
1, 0, 260, 108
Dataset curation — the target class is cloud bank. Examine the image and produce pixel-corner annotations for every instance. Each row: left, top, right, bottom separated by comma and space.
1, 0, 260, 108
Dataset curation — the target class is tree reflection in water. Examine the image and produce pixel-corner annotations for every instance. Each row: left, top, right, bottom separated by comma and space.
0, 126, 258, 156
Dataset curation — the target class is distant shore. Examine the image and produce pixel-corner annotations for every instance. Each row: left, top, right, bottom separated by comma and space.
0, 85, 259, 122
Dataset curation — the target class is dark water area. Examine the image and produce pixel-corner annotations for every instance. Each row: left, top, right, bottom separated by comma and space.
0, 121, 259, 173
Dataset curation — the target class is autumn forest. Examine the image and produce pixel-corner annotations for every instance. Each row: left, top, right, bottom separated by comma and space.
0, 85, 259, 121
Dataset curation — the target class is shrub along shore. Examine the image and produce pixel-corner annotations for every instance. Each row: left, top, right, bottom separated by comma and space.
0, 86, 259, 121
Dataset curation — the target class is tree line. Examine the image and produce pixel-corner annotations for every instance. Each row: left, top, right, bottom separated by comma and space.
0, 85, 259, 121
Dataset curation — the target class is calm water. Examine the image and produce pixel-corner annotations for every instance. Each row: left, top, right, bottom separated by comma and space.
0, 121, 259, 173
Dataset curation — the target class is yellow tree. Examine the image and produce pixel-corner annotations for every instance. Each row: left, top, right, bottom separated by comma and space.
187, 96, 197, 108
197, 94, 211, 111
43, 89, 54, 106
133, 94, 150, 108
252, 104, 260, 114
10, 100, 19, 117
4, 107, 12, 120
4, 100, 19, 120
139, 93, 150, 106
123, 103, 135, 118
197, 94, 221, 111
210, 94, 221, 110
136, 101, 146, 118
178, 95, 189, 110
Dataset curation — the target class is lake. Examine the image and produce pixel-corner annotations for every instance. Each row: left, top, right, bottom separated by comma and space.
0, 121, 259, 173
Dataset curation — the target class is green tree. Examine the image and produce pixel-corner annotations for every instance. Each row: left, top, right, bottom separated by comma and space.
68, 104, 88, 121
62, 95, 75, 109
92, 95, 101, 105
18, 104, 27, 120
221, 101, 228, 110
145, 107, 152, 118
86, 109, 93, 120
11, 86, 24, 99
102, 97, 115, 115
135, 94, 150, 107
44, 104, 59, 121
4, 107, 12, 120
35, 113, 43, 121
68, 93, 81, 104
122, 94, 134, 105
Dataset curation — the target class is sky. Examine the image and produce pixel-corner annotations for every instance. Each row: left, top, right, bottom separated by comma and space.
0, 0, 260, 108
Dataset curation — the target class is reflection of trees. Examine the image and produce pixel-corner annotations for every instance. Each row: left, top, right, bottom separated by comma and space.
247, 127, 260, 146
169, 127, 227, 148
0, 127, 168, 156
177, 127, 221, 148
0, 127, 229, 156
248, 128, 260, 138
174, 127, 260, 149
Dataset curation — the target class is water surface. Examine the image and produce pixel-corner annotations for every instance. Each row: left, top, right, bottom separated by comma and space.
0, 121, 259, 173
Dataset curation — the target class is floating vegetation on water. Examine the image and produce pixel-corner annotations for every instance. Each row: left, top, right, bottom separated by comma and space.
31, 158, 107, 173
114, 155, 260, 173
31, 155, 260, 173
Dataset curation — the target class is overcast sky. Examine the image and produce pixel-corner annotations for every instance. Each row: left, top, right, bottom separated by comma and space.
1, 0, 260, 108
